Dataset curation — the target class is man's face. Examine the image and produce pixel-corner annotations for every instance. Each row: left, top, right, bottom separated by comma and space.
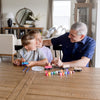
34, 33, 43, 48
68, 29, 84, 43
24, 39, 37, 51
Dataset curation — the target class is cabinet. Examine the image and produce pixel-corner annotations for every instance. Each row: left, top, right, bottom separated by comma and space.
2, 27, 43, 39
74, 3, 92, 36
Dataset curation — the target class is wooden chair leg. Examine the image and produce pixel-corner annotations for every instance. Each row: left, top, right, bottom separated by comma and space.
12, 55, 14, 63
0, 57, 1, 62
55, 50, 57, 57
60, 51, 61, 59
0, 56, 3, 61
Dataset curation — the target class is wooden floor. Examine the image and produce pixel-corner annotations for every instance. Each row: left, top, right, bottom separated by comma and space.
0, 62, 100, 100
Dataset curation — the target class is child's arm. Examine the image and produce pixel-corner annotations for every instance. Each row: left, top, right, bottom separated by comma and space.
14, 48, 26, 66
26, 58, 48, 67
13, 50, 26, 66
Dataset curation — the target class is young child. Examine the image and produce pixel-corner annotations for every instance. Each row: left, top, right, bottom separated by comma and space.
13, 32, 48, 67
28, 30, 53, 63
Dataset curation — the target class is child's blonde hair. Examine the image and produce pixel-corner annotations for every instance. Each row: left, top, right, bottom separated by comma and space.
21, 30, 40, 46
28, 30, 40, 36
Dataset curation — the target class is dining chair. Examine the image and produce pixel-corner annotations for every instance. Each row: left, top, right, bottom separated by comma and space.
0, 34, 17, 62
53, 45, 62, 59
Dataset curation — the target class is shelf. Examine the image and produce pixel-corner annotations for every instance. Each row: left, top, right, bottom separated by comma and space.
2, 27, 43, 39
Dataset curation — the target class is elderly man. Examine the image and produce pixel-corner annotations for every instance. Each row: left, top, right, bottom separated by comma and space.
43, 22, 96, 67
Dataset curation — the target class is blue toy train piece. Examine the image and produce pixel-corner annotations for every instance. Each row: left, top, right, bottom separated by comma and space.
22, 62, 29, 65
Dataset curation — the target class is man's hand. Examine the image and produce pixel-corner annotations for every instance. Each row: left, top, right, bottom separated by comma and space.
52, 57, 63, 67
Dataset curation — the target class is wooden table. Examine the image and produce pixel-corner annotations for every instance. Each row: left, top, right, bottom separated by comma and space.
0, 63, 100, 100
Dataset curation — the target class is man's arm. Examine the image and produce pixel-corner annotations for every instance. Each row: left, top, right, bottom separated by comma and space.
26, 58, 48, 67
63, 38, 95, 68
53, 57, 90, 67
43, 40, 52, 46
63, 57, 90, 67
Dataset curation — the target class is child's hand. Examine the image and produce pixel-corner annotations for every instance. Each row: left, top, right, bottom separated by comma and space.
26, 61, 36, 67
13, 59, 21, 66
20, 58, 25, 64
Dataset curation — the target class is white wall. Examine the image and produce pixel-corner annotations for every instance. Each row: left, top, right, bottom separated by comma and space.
1, 0, 76, 30
1, 0, 48, 30
95, 0, 100, 68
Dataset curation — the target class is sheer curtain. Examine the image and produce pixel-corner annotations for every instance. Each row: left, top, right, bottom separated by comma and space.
0, 0, 2, 34
0, 0, 1, 20
47, 0, 53, 30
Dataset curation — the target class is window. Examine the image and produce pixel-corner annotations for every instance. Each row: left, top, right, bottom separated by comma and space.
53, 0, 71, 30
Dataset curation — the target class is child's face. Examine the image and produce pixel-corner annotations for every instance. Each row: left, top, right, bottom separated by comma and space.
24, 39, 37, 51
34, 33, 43, 48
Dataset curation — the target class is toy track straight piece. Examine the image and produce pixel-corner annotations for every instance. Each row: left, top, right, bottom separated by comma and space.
26, 67, 30, 72
23, 66, 27, 72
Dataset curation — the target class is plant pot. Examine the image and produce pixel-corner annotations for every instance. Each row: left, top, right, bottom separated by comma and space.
76, 0, 86, 3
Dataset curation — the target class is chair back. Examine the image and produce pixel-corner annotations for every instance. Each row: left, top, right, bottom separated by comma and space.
53, 45, 62, 59
0, 34, 17, 54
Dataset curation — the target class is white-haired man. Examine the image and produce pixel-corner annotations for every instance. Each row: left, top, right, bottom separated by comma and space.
43, 22, 96, 67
